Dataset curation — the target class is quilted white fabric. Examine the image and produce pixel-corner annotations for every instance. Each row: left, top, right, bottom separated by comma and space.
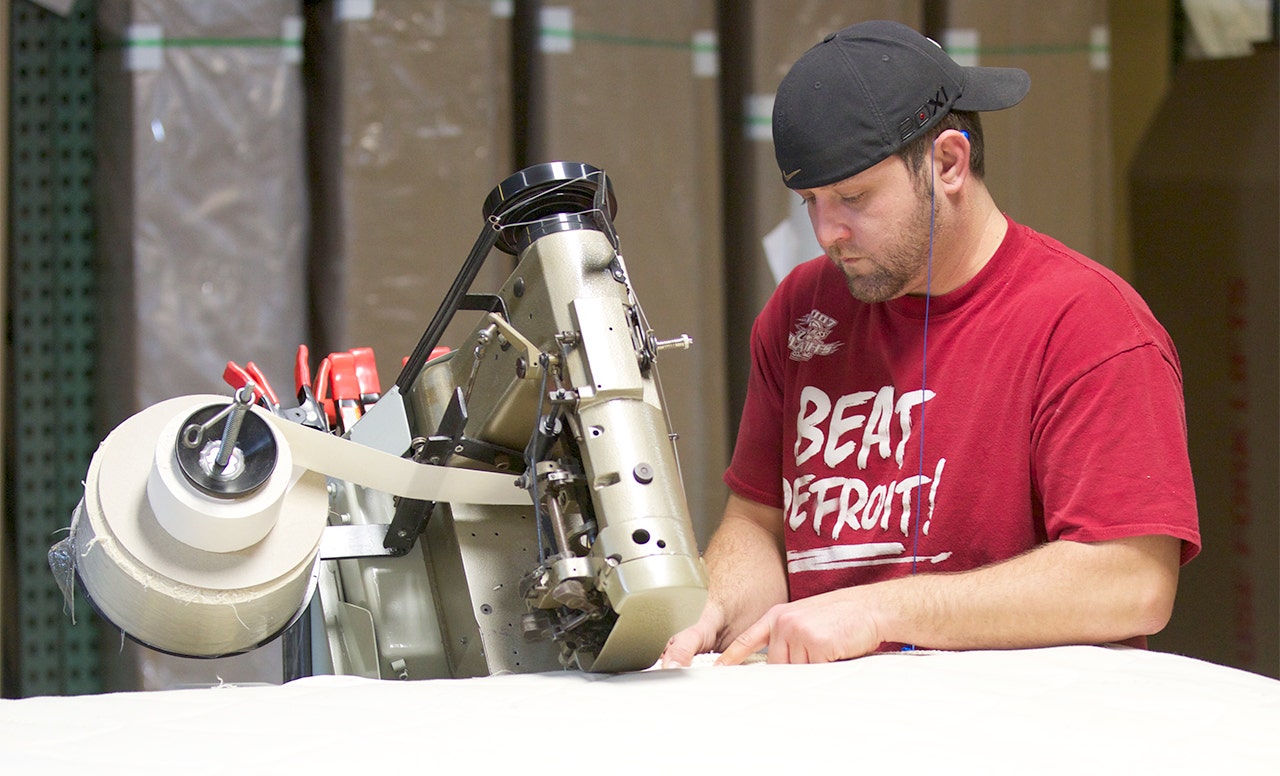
3, 645, 1277, 774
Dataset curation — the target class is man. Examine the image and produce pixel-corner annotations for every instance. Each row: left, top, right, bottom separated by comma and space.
661, 20, 1200, 667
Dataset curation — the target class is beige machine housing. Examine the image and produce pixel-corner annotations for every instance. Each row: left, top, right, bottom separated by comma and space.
316, 165, 709, 677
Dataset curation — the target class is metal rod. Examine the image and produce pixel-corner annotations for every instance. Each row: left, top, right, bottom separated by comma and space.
214, 384, 256, 471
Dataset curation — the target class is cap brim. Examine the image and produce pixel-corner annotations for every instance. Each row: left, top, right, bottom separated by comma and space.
953, 66, 1031, 112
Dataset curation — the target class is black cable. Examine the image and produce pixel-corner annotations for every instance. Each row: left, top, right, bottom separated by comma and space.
394, 222, 500, 392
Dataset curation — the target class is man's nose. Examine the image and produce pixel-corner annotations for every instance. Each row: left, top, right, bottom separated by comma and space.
808, 198, 850, 249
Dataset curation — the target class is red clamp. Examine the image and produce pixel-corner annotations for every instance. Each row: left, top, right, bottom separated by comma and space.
245, 361, 280, 409
298, 345, 386, 434
348, 346, 382, 404
223, 361, 282, 411
295, 344, 313, 396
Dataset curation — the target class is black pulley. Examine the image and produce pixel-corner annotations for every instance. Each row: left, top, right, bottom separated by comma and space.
395, 161, 618, 392
483, 161, 618, 255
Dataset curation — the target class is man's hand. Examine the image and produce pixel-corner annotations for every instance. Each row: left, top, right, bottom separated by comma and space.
659, 493, 789, 668
715, 589, 883, 665
661, 603, 725, 668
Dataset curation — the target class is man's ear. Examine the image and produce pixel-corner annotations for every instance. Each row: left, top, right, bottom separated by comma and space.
935, 130, 971, 192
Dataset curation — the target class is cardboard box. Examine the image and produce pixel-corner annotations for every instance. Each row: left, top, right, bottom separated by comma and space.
304, 0, 514, 392
534, 1, 728, 544
1131, 47, 1279, 678
943, 0, 1113, 265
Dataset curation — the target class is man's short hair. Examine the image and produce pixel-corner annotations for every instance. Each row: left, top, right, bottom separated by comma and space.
898, 110, 986, 182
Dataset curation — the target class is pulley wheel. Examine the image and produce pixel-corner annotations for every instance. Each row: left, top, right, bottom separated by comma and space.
483, 161, 618, 254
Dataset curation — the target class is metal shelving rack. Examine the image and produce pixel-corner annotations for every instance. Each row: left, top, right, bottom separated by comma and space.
5, 0, 99, 697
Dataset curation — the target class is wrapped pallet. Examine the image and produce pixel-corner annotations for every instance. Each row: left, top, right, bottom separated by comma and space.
304, 0, 514, 390
533, 1, 727, 545
941, 0, 1112, 264
94, 0, 307, 426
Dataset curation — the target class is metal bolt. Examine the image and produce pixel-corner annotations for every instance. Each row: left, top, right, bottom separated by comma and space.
214, 384, 256, 471
652, 333, 693, 352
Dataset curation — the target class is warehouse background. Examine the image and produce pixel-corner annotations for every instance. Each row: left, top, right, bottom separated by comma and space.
1, 0, 1276, 696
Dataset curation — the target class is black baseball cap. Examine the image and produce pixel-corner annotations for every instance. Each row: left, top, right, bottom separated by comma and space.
773, 20, 1030, 189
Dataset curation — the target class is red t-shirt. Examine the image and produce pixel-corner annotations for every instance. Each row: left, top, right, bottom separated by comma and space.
726, 218, 1200, 605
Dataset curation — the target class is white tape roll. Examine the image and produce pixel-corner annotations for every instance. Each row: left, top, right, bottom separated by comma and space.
143, 398, 529, 554
76, 396, 328, 657
146, 406, 296, 553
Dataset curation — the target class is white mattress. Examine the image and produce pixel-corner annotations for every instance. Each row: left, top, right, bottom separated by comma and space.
3, 645, 1277, 774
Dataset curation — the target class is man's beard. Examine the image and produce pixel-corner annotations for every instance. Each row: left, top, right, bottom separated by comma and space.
829, 188, 938, 304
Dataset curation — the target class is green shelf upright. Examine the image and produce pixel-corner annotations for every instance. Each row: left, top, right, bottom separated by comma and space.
6, 0, 99, 697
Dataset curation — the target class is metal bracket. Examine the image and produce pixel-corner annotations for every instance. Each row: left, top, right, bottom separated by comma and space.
459, 292, 509, 321
486, 312, 542, 381
380, 387, 520, 555
320, 524, 398, 560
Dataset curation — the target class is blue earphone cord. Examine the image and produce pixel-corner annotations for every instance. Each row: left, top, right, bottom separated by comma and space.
902, 139, 936, 651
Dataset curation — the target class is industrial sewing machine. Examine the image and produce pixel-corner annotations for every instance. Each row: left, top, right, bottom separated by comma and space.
52, 162, 708, 678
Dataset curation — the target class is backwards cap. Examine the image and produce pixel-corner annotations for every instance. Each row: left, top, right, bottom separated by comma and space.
773, 20, 1030, 189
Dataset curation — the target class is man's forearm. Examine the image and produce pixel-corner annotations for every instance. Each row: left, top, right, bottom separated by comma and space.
699, 494, 789, 650
717, 533, 1183, 664
864, 534, 1181, 650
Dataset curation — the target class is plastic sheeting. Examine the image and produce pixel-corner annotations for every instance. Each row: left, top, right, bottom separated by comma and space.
303, 0, 513, 390
94, 0, 307, 427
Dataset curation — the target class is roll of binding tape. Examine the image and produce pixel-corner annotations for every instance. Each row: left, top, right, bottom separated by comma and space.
76, 396, 327, 657
146, 405, 297, 553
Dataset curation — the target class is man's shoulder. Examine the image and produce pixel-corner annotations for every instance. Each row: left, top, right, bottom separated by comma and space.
1011, 222, 1124, 288
1006, 221, 1177, 362
1007, 221, 1152, 313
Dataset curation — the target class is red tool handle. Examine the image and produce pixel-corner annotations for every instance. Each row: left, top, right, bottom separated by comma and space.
295, 344, 312, 395
349, 346, 381, 398
327, 352, 359, 402
245, 361, 280, 409
222, 361, 264, 403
